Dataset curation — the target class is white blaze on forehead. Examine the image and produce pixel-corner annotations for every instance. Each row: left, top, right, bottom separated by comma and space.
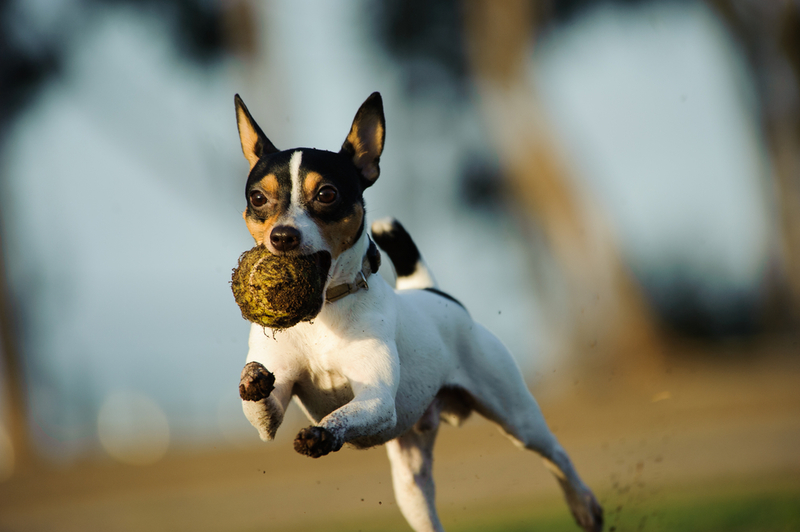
289, 150, 303, 209
280, 149, 326, 253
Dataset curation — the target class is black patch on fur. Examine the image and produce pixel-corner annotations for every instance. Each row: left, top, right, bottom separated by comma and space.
245, 148, 367, 226
437, 385, 476, 423
299, 149, 366, 223
424, 287, 466, 311
353, 216, 366, 248
367, 237, 381, 273
244, 150, 293, 220
372, 220, 420, 277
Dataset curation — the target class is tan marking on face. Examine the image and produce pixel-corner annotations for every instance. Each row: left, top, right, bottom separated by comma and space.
318, 203, 365, 259
302, 171, 325, 201
257, 173, 280, 197
244, 173, 283, 245
245, 213, 282, 246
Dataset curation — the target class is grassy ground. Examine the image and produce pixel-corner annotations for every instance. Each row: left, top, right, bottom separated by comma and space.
1, 337, 799, 532
268, 466, 800, 532
446, 478, 800, 532
278, 479, 800, 532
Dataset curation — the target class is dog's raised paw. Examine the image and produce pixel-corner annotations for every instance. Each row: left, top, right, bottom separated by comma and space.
293, 426, 338, 458
239, 361, 276, 401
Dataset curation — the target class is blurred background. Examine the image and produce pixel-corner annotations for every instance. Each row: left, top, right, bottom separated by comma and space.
0, 0, 798, 530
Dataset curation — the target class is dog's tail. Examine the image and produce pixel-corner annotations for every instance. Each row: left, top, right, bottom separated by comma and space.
371, 218, 438, 290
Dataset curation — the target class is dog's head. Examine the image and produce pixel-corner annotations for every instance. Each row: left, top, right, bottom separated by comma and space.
234, 93, 385, 263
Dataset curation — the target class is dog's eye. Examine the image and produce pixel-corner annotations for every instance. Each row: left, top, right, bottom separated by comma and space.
250, 190, 267, 207
316, 186, 338, 204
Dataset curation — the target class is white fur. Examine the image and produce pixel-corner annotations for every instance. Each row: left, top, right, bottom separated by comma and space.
241, 226, 602, 532
266, 150, 326, 256
288, 150, 303, 202
395, 260, 438, 291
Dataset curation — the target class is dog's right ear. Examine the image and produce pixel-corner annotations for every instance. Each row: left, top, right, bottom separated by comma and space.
341, 92, 385, 188
235, 94, 279, 169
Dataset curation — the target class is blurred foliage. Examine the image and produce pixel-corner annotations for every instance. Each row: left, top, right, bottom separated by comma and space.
368, 0, 469, 98
93, 0, 225, 64
367, 0, 791, 343
0, 0, 62, 132
367, 0, 654, 98
0, 0, 225, 131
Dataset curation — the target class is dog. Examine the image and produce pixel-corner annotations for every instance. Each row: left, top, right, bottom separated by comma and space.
233, 92, 603, 532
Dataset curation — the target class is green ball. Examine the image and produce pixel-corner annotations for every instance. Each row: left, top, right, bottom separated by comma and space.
231, 246, 330, 330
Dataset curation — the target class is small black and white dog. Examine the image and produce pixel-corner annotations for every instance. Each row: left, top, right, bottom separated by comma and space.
234, 92, 603, 532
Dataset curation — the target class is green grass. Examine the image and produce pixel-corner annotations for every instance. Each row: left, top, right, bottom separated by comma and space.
278, 481, 800, 532
449, 492, 800, 532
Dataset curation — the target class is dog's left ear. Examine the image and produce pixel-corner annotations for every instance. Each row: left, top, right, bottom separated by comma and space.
341, 92, 385, 188
235, 94, 280, 170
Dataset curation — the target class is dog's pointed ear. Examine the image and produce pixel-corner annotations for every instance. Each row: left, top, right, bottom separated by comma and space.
235, 94, 279, 169
341, 92, 385, 188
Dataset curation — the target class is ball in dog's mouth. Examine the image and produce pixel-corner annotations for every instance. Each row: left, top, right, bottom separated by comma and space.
231, 247, 332, 330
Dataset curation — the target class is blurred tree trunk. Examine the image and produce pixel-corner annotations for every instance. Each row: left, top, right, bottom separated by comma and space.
0, 221, 31, 471
462, 0, 663, 380
708, 0, 800, 328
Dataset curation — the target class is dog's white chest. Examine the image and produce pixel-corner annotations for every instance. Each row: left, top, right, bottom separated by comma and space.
248, 322, 364, 422
293, 365, 355, 422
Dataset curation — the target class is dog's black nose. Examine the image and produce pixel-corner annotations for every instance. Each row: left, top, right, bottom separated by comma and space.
270, 225, 301, 252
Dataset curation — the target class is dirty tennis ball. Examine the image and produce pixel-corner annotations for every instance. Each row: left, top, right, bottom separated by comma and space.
231, 246, 330, 330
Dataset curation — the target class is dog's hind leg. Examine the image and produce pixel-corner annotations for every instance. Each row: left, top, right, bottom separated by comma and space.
386, 400, 445, 532
372, 218, 438, 290
461, 331, 604, 532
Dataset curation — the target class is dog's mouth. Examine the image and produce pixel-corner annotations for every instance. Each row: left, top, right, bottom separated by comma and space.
231, 247, 333, 329
311, 250, 332, 289
272, 249, 331, 275
267, 248, 332, 290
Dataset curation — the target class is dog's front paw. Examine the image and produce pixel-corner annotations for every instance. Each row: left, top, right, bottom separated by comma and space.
293, 426, 339, 458
239, 361, 276, 402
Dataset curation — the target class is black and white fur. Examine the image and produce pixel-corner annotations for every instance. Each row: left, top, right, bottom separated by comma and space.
234, 92, 603, 532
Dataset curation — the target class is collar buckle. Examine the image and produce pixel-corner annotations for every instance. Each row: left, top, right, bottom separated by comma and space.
355, 270, 369, 291
324, 237, 380, 303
